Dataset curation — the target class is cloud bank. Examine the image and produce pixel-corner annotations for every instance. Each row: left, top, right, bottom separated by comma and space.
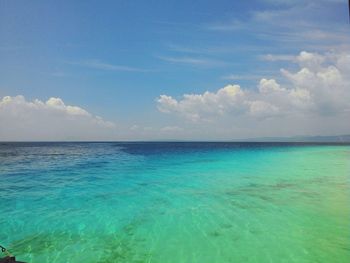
157, 50, 350, 136
1, 50, 349, 141
0, 96, 116, 141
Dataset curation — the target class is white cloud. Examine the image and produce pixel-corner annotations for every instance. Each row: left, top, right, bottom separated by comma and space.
248, 100, 280, 118
258, 78, 285, 93
0, 95, 116, 141
157, 85, 245, 121
296, 51, 325, 70
261, 51, 328, 69
157, 50, 350, 122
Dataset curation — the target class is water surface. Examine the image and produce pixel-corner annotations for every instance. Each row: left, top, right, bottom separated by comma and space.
0, 142, 349, 262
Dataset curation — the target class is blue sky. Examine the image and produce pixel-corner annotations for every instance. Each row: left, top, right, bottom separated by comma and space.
1, 0, 350, 140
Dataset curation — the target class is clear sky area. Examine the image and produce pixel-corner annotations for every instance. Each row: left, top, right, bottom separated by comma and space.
1, 0, 349, 140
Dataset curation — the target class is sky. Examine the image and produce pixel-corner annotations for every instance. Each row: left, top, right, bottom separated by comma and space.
0, 0, 350, 141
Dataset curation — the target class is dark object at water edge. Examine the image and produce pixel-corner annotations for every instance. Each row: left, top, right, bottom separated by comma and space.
0, 245, 26, 263
0, 256, 26, 263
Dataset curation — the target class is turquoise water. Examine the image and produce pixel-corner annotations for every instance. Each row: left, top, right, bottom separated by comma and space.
0, 142, 349, 262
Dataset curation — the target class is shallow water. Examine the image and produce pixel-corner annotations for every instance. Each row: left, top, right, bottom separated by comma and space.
0, 142, 349, 263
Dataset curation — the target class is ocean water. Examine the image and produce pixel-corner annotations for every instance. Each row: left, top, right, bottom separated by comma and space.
0, 142, 349, 263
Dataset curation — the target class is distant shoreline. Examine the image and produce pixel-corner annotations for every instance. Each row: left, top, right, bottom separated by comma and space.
1, 140, 350, 144
2, 135, 350, 143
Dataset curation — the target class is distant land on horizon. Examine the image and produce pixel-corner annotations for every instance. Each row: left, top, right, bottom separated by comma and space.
1, 135, 350, 143
244, 134, 350, 143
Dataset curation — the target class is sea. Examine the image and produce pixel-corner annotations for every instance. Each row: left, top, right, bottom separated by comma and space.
0, 142, 349, 263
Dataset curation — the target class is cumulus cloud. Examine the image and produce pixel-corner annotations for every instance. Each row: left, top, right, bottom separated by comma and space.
157, 85, 245, 121
258, 78, 285, 93
0, 95, 116, 141
247, 100, 280, 118
157, 50, 350, 122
